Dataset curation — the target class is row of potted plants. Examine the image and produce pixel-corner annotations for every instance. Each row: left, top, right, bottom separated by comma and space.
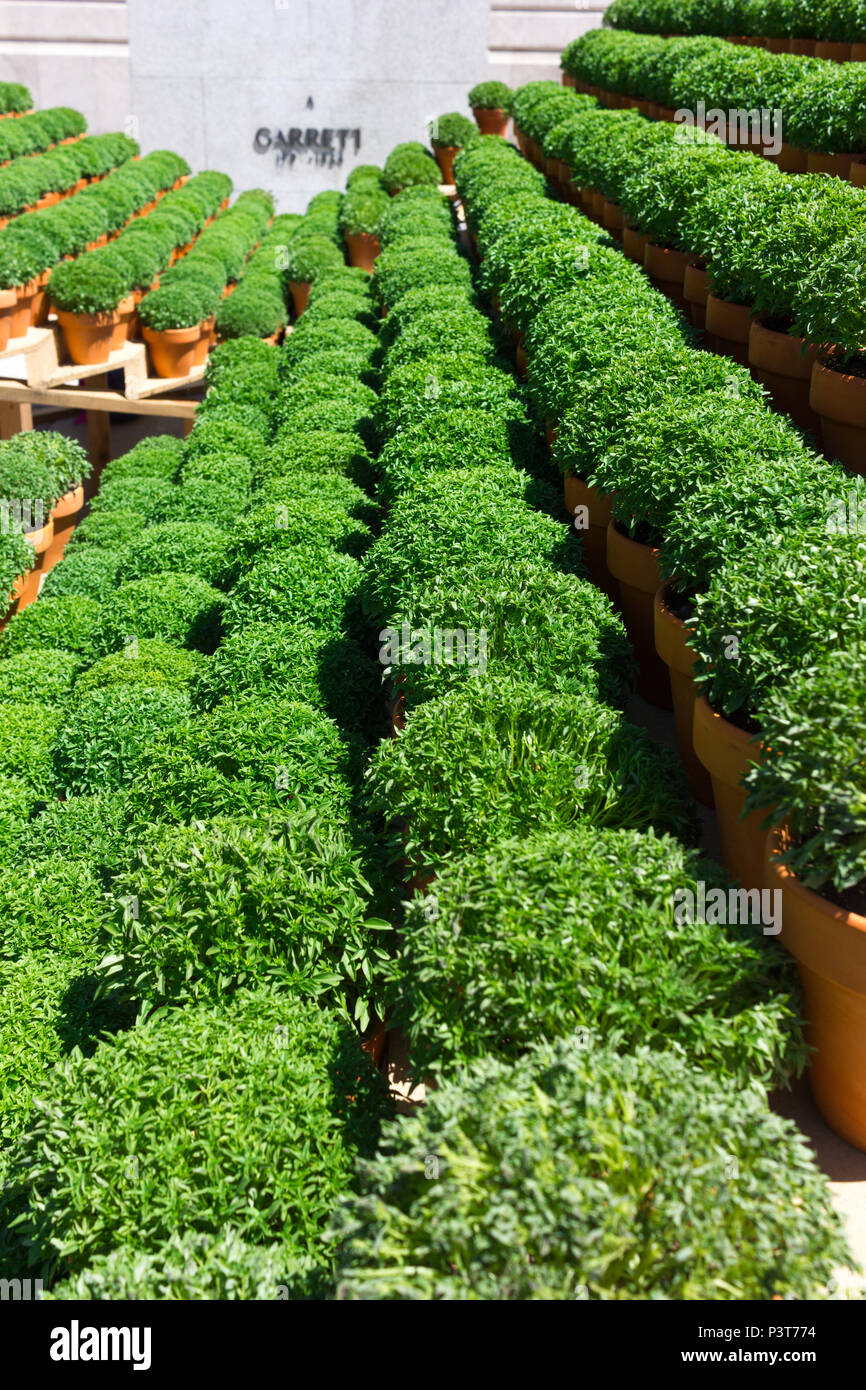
0, 105, 84, 165
45, 169, 233, 368
0, 131, 135, 225
524, 98, 866, 467
0, 81, 32, 117
135, 188, 273, 376
339, 165, 391, 272
336, 104, 513, 276
0, 147, 190, 349
282, 191, 349, 314
211, 213, 294, 343
606, 0, 866, 53
0, 430, 93, 616
562, 27, 866, 164
0, 266, 398, 1293
0, 190, 425, 1284
328, 156, 853, 1296
455, 128, 866, 1154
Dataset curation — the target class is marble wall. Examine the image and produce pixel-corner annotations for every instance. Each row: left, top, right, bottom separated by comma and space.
127, 0, 491, 211
0, 1, 613, 208
0, 1, 131, 134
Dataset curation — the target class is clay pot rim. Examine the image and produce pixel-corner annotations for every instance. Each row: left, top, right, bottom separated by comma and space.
693, 691, 761, 762
141, 322, 202, 343
706, 290, 752, 310
644, 240, 690, 277
606, 516, 663, 592
56, 306, 121, 327
814, 354, 866, 382
569, 473, 615, 526
653, 581, 698, 675
344, 229, 380, 244
749, 316, 820, 373
0, 287, 17, 307
767, 825, 866, 937
51, 483, 85, 519
23, 516, 55, 552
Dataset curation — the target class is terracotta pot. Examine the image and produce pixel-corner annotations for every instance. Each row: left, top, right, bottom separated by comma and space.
515, 341, 528, 379
0, 286, 17, 349
643, 240, 690, 313
653, 585, 713, 805
288, 279, 310, 316
602, 198, 623, 239
656, 105, 677, 122
9, 279, 38, 338
30, 269, 51, 327
551, 158, 570, 194
788, 38, 816, 55
683, 260, 710, 331
766, 828, 866, 1152
850, 158, 866, 186
565, 474, 618, 603
113, 294, 136, 350
579, 187, 595, 215
606, 519, 672, 708
591, 190, 605, 222
473, 106, 509, 137
56, 307, 120, 365
807, 149, 857, 177
852, 42, 866, 60
51, 483, 84, 529
48, 485, 84, 565
564, 174, 583, 207
705, 292, 753, 367
24, 515, 54, 558
194, 316, 214, 364
344, 230, 380, 273
562, 71, 575, 88
748, 318, 821, 436
772, 141, 809, 173
810, 358, 866, 472
764, 37, 789, 52
622, 222, 647, 264
815, 40, 852, 61
142, 323, 201, 377
693, 695, 766, 889
432, 144, 459, 184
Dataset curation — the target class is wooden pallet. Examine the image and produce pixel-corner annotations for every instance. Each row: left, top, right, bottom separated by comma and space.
0, 317, 205, 456
0, 319, 205, 399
